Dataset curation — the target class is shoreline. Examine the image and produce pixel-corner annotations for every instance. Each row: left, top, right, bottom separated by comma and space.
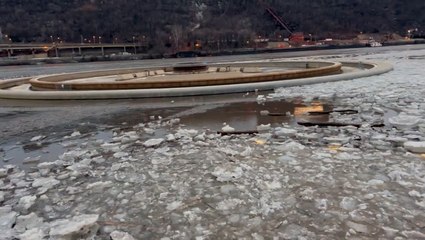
1, 40, 424, 67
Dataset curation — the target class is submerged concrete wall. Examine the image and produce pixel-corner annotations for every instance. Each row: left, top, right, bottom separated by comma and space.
28, 61, 342, 90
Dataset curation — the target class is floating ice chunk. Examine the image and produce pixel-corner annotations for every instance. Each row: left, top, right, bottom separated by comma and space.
388, 170, 409, 182
386, 136, 408, 143
166, 134, 176, 141
265, 180, 282, 190
339, 197, 357, 211
194, 134, 206, 141
110, 231, 136, 240
240, 146, 253, 157
388, 113, 421, 129
166, 201, 183, 211
324, 136, 350, 144
220, 185, 237, 195
70, 131, 81, 137
143, 128, 155, 135
256, 95, 266, 104
143, 138, 164, 148
169, 118, 180, 125
151, 157, 172, 165
401, 231, 425, 239
17, 195, 37, 213
23, 156, 41, 164
219, 147, 239, 156
416, 200, 425, 208
49, 214, 99, 239
278, 155, 298, 165
101, 142, 121, 152
212, 166, 243, 182
346, 221, 369, 234
274, 127, 297, 137
175, 129, 199, 138
260, 110, 270, 116
19, 228, 45, 240
251, 233, 264, 240
274, 141, 306, 152
299, 187, 316, 200
32, 177, 60, 189
257, 124, 271, 132
0, 206, 17, 230
404, 134, 424, 141
372, 107, 385, 114
216, 198, 244, 211
315, 199, 328, 210
221, 125, 235, 133
403, 141, 425, 153
280, 224, 316, 239
60, 141, 78, 148
86, 181, 113, 193
382, 226, 399, 238
364, 194, 374, 200
408, 190, 425, 198
37, 162, 55, 170
113, 151, 129, 158
335, 152, 362, 160
59, 149, 89, 162
367, 179, 385, 186
66, 158, 92, 174
30, 135, 45, 142
14, 213, 44, 234
0, 168, 8, 178
371, 134, 387, 141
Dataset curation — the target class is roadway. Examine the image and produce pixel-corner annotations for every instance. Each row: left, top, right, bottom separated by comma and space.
0, 43, 141, 50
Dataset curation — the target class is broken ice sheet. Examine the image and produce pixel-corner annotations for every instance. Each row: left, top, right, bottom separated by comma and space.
2, 48, 425, 239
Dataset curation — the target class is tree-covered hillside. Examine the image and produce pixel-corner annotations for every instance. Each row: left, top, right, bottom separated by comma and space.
0, 0, 423, 45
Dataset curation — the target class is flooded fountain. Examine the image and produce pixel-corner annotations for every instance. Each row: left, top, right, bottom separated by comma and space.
0, 60, 392, 100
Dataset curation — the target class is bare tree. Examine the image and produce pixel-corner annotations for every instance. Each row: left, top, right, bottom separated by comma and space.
170, 25, 184, 51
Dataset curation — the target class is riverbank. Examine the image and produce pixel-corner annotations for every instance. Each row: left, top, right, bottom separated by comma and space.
1, 39, 424, 67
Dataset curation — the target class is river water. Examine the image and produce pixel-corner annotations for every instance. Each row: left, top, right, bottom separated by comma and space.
1, 45, 425, 239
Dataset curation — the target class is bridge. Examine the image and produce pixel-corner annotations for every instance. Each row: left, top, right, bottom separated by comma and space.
0, 43, 144, 58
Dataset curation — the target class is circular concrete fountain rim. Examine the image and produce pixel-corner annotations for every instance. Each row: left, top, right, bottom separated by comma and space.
0, 61, 393, 100
28, 61, 342, 90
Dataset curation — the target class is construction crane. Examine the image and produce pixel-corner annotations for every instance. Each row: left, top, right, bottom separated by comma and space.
257, 0, 293, 35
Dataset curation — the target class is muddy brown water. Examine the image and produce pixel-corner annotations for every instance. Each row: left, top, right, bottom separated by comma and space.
179, 100, 331, 132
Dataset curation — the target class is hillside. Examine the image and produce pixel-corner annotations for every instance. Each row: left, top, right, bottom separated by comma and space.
0, 0, 424, 48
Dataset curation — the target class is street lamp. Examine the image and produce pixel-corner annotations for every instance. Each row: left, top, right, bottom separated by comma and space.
99, 36, 102, 44
93, 36, 96, 44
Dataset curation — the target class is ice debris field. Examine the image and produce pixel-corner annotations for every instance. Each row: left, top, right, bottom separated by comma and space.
1, 49, 425, 239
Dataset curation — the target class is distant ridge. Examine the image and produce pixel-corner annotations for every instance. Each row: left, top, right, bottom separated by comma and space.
0, 0, 423, 46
